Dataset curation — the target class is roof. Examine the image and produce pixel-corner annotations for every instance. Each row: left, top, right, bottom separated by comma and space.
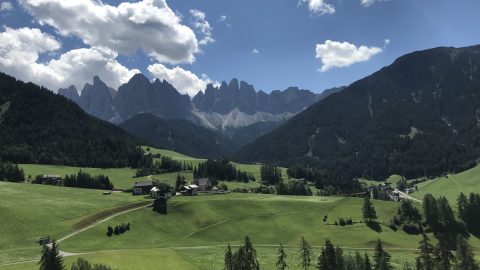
150, 187, 160, 192
189, 184, 199, 189
42, 174, 61, 178
133, 181, 154, 188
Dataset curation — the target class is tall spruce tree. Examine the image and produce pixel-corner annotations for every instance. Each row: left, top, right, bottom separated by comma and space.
276, 243, 287, 270
454, 235, 479, 270
364, 253, 372, 270
39, 241, 65, 270
434, 238, 454, 270
415, 233, 434, 270
363, 197, 377, 223
373, 239, 392, 270
423, 194, 439, 228
224, 244, 233, 270
298, 236, 312, 270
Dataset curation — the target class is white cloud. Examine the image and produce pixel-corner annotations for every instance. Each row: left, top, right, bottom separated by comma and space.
384, 38, 391, 45
189, 9, 214, 45
299, 0, 335, 15
148, 63, 217, 96
360, 0, 389, 7
18, 0, 199, 64
252, 49, 259, 54
218, 15, 227, 22
315, 40, 382, 72
0, 1, 12, 11
0, 27, 139, 91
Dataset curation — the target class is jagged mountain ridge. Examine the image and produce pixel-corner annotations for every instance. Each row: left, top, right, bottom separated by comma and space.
58, 74, 339, 129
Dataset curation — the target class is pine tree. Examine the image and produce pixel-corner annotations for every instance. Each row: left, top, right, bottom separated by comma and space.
434, 238, 454, 270
298, 236, 312, 270
39, 241, 65, 270
454, 235, 479, 270
243, 236, 259, 270
364, 253, 372, 270
276, 243, 287, 270
224, 244, 233, 270
415, 233, 434, 270
457, 192, 468, 222
423, 194, 439, 228
373, 239, 392, 270
363, 197, 377, 223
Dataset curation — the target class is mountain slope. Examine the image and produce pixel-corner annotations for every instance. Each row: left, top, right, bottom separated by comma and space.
0, 72, 142, 168
234, 45, 480, 180
119, 113, 235, 158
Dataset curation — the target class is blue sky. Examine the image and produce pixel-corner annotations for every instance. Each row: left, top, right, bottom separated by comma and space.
0, 0, 479, 95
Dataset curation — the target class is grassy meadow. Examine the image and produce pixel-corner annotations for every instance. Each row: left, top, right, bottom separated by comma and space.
3, 148, 480, 269
0, 182, 146, 264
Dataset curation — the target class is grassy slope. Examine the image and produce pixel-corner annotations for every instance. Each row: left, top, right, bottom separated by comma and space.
19, 147, 283, 191
0, 182, 144, 264
412, 164, 480, 204
54, 194, 426, 269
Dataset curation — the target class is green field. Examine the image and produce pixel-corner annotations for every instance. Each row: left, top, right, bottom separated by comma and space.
4, 148, 480, 269
0, 182, 145, 264
412, 164, 480, 204
1, 184, 434, 269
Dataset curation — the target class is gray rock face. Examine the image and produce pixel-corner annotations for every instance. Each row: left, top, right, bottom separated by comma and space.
79, 76, 117, 121
114, 74, 194, 121
58, 85, 79, 104
58, 74, 341, 129
192, 78, 324, 115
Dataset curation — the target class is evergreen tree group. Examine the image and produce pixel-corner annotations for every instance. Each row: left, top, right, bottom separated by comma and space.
135, 154, 190, 177
70, 258, 112, 270
457, 192, 480, 236
194, 158, 255, 183
261, 164, 282, 185
287, 165, 362, 195
106, 223, 130, 237
224, 236, 259, 270
64, 171, 114, 190
362, 197, 378, 223
0, 162, 25, 182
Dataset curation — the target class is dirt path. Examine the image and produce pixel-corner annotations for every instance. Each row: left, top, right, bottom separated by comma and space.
58, 201, 151, 243
395, 189, 422, 203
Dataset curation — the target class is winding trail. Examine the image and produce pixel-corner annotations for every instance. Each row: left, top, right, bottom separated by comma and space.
395, 189, 422, 203
57, 203, 150, 243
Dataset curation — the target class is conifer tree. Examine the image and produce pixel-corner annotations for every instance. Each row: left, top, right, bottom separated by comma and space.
298, 236, 312, 270
276, 243, 287, 270
434, 238, 454, 270
454, 235, 479, 270
39, 241, 65, 270
363, 197, 377, 223
373, 239, 392, 270
415, 233, 434, 270
224, 244, 233, 270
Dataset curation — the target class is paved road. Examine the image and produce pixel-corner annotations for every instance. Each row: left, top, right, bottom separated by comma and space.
395, 189, 422, 203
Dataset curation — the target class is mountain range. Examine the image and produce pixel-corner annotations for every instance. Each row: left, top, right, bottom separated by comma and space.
58, 75, 339, 129
233, 45, 480, 181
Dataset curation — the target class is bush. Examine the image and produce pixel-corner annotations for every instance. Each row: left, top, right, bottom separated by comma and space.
402, 223, 421, 235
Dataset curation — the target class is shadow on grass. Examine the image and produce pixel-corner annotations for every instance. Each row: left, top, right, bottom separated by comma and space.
366, 221, 382, 232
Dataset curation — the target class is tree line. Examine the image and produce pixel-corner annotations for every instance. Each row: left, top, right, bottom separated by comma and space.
194, 158, 255, 183
287, 165, 362, 195
0, 162, 24, 182
224, 236, 393, 270
135, 154, 192, 177
33, 170, 114, 190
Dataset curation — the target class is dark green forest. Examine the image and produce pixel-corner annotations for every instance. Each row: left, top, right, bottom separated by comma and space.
234, 45, 480, 181
0, 72, 143, 168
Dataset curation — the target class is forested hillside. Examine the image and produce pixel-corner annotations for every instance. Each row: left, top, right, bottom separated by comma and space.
234, 45, 480, 180
0, 72, 142, 168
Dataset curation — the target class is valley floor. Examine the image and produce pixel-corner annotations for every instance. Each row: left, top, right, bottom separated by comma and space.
2, 148, 480, 269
